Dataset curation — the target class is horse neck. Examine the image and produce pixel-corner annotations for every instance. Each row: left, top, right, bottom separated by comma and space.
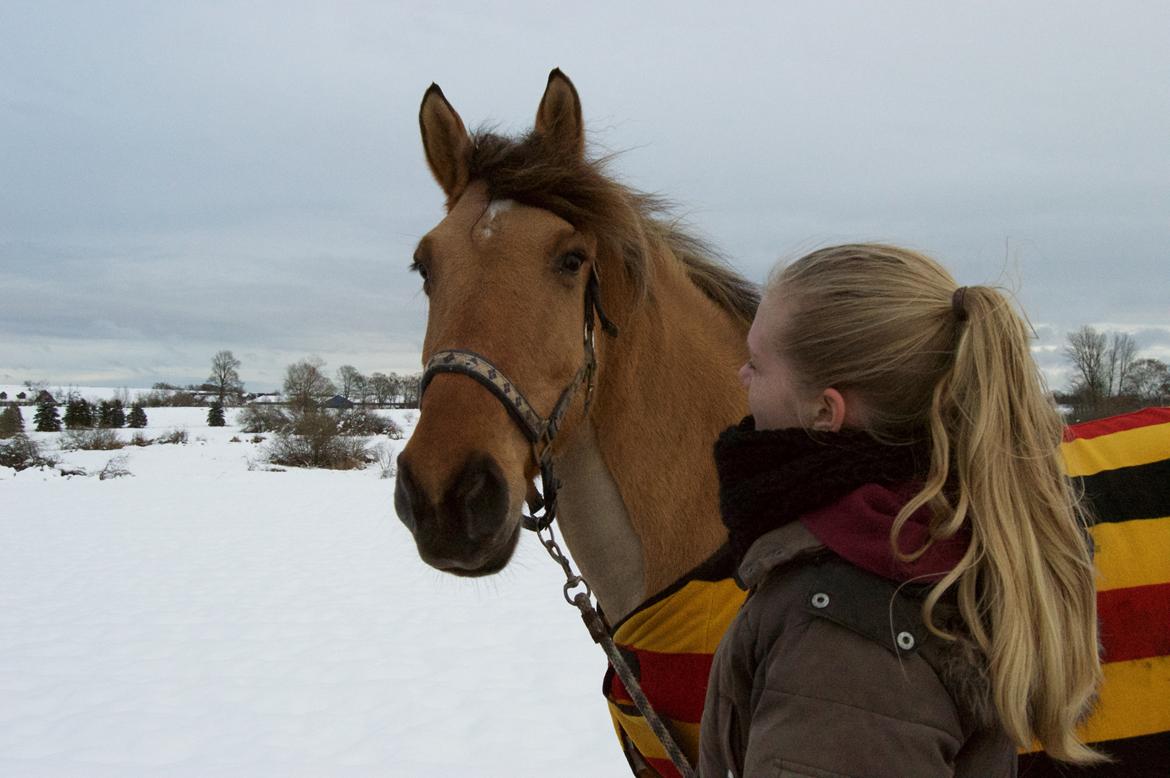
555, 243, 750, 619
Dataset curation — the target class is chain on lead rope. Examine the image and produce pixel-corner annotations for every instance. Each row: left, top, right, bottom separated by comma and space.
535, 523, 697, 778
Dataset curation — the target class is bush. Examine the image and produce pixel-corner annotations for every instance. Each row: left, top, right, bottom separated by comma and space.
137, 389, 199, 407
376, 445, 396, 479
0, 435, 58, 471
239, 405, 291, 434
128, 432, 153, 447
157, 428, 189, 445
60, 428, 125, 451
99, 454, 132, 480
336, 408, 402, 437
264, 411, 376, 470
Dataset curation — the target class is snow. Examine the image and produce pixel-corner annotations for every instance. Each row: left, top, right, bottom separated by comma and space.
1, 408, 631, 776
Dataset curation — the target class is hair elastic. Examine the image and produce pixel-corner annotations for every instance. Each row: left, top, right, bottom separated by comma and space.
952, 286, 969, 322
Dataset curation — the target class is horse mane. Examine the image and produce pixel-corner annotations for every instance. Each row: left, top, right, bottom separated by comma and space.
468, 129, 759, 323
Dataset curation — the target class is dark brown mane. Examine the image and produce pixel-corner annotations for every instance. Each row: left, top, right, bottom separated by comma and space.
468, 129, 759, 323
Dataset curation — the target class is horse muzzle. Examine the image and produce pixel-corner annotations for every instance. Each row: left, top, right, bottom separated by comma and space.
395, 450, 520, 576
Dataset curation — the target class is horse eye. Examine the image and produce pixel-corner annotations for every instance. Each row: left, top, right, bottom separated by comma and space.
558, 251, 585, 274
410, 260, 429, 282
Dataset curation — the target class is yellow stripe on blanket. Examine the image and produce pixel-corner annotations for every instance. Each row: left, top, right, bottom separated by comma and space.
1023, 655, 1170, 751
1090, 516, 1170, 591
1062, 419, 1170, 477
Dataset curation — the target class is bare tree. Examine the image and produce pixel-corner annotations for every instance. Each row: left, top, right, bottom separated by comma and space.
1064, 326, 1108, 403
283, 357, 336, 412
1123, 358, 1170, 402
368, 372, 394, 406
208, 350, 243, 405
336, 365, 366, 401
1104, 332, 1138, 397
400, 373, 423, 408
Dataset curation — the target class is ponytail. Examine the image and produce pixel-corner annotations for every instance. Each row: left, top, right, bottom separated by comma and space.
902, 286, 1102, 762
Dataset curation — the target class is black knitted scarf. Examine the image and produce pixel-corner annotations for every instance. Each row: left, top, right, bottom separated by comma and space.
713, 415, 932, 566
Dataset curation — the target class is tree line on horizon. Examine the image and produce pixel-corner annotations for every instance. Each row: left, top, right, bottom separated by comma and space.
6, 330, 1167, 433
6, 351, 425, 411
146, 351, 423, 409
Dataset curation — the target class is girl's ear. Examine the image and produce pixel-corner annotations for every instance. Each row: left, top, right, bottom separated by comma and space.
811, 388, 849, 432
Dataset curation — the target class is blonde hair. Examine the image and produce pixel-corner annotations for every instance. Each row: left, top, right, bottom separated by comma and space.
767, 243, 1102, 762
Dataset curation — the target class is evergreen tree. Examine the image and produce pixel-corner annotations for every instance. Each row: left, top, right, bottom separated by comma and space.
109, 399, 126, 428
207, 401, 226, 427
64, 397, 94, 429
127, 403, 148, 429
98, 400, 114, 428
34, 398, 62, 432
0, 405, 24, 438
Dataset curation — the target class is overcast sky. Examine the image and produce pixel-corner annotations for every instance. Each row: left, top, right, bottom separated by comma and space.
3, 1, 1168, 391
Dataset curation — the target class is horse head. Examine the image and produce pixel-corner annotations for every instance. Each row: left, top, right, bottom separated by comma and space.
395, 70, 616, 576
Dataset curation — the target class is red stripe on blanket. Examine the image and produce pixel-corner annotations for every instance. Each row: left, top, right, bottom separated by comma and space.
1099, 582, 1170, 664
608, 649, 713, 724
645, 755, 684, 778
1064, 407, 1170, 442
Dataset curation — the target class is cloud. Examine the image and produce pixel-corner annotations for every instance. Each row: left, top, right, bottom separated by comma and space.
3, 2, 1168, 386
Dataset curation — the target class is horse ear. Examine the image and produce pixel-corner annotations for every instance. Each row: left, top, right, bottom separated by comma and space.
535, 68, 584, 157
419, 83, 473, 201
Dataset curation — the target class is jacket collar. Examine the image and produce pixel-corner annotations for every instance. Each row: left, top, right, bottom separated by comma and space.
737, 522, 824, 588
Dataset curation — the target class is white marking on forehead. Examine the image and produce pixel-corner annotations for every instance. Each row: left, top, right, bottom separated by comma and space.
485, 199, 515, 219
478, 199, 515, 239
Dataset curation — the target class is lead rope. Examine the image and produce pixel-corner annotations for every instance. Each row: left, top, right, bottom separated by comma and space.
533, 520, 697, 778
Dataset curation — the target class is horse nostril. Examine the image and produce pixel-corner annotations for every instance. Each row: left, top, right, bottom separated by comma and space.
448, 454, 509, 541
394, 456, 420, 533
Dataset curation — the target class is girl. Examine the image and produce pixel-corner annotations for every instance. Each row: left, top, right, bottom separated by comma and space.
699, 244, 1102, 777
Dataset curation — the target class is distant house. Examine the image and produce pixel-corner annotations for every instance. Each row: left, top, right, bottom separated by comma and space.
323, 394, 354, 410
0, 391, 6, 401
17, 391, 27, 401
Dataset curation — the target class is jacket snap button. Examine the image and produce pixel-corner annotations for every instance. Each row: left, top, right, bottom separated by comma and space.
811, 592, 830, 609
897, 631, 916, 650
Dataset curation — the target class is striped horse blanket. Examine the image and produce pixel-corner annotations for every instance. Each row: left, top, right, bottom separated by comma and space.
605, 406, 1170, 776
1021, 406, 1170, 775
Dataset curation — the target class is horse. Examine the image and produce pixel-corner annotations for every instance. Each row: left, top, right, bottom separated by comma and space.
393, 69, 1170, 777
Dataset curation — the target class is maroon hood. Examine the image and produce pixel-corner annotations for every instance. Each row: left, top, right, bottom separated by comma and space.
801, 483, 970, 583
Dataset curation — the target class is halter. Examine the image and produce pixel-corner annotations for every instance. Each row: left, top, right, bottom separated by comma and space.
418, 266, 619, 532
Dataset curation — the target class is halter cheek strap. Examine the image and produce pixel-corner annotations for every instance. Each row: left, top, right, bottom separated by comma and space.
418, 266, 618, 531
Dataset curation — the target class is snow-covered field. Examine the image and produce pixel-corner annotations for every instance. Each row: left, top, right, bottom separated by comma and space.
1, 408, 630, 776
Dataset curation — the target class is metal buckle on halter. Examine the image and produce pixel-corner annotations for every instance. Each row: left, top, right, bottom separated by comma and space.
522, 434, 559, 532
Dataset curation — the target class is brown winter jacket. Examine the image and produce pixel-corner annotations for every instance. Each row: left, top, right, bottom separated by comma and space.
698, 521, 1016, 778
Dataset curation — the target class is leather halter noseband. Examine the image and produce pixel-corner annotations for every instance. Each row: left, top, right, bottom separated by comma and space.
418, 267, 619, 532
